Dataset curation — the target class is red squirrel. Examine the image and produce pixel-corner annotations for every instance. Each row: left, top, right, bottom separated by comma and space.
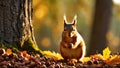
60, 15, 86, 61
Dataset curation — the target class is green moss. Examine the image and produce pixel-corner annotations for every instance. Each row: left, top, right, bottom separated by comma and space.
21, 38, 43, 56
0, 38, 43, 56
0, 42, 20, 53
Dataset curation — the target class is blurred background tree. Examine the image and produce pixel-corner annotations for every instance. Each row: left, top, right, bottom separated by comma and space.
88, 0, 112, 55
33, 0, 120, 55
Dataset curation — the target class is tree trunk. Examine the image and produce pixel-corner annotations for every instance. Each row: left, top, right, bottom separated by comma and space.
0, 0, 41, 54
88, 0, 112, 55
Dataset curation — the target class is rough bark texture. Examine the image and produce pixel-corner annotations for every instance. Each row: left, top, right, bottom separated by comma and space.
88, 0, 112, 55
0, 0, 40, 54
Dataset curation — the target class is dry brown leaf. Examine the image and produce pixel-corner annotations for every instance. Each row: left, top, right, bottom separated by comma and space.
6, 48, 12, 55
90, 54, 104, 60
106, 55, 120, 65
22, 50, 27, 57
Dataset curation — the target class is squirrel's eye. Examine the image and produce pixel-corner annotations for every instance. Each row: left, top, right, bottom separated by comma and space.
64, 28, 67, 31
64, 27, 67, 31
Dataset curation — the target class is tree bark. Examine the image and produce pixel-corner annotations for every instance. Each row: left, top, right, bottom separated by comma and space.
0, 0, 41, 54
88, 0, 112, 55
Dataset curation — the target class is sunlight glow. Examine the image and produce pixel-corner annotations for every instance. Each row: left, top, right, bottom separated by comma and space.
33, 0, 41, 7
35, 5, 48, 19
113, 0, 120, 5
41, 37, 51, 47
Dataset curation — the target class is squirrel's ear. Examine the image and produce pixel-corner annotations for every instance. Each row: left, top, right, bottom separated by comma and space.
72, 15, 77, 25
64, 15, 67, 26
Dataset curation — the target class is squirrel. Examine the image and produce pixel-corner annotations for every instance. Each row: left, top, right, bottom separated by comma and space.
60, 15, 86, 61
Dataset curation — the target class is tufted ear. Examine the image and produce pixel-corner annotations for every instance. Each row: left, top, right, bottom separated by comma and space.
72, 15, 77, 25
64, 14, 67, 26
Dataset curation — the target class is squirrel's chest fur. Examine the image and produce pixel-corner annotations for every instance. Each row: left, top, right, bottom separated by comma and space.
60, 42, 83, 59
60, 31, 86, 60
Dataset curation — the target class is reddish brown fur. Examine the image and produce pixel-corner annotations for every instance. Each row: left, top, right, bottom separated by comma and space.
59, 15, 86, 61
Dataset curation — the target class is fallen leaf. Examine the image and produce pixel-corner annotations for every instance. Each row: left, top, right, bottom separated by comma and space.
106, 55, 120, 65
6, 48, 12, 55
26, 55, 31, 60
43, 50, 63, 60
22, 50, 27, 57
90, 54, 104, 60
103, 47, 111, 60
83, 57, 90, 62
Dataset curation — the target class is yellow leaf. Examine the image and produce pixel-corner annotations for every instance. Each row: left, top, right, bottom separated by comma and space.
43, 51, 63, 60
83, 57, 90, 62
103, 47, 111, 60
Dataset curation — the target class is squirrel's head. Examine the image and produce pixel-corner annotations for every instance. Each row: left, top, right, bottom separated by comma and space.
63, 15, 77, 37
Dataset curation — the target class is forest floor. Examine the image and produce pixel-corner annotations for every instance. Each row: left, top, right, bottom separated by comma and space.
0, 48, 120, 68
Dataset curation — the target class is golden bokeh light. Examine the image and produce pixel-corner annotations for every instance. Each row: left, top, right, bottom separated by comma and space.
106, 31, 114, 41
33, 0, 41, 7
35, 5, 48, 19
106, 32, 120, 47
41, 37, 51, 47
112, 37, 120, 47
